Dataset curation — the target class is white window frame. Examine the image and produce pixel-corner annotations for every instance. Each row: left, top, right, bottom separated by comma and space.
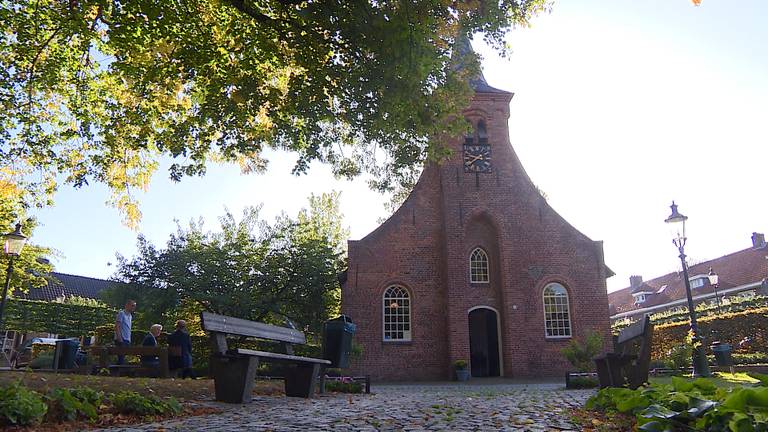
469, 248, 490, 284
690, 277, 705, 289
543, 283, 572, 339
382, 285, 412, 342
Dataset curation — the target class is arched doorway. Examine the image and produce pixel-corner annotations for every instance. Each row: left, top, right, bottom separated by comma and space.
468, 307, 501, 377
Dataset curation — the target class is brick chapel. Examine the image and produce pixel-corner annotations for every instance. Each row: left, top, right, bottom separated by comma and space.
340, 49, 612, 381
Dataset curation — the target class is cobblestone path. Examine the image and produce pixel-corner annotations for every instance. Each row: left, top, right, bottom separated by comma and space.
99, 382, 594, 431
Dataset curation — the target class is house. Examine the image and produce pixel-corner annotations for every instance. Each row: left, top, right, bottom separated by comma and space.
340, 44, 612, 381
15, 272, 116, 302
1, 272, 117, 366
608, 232, 768, 322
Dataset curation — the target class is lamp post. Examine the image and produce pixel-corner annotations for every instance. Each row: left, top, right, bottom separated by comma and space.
1, 223, 28, 330
664, 202, 711, 377
708, 268, 722, 314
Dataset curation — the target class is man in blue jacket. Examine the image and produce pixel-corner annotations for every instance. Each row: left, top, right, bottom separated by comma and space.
167, 320, 194, 378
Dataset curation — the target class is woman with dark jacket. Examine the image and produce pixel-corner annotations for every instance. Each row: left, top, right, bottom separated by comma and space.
167, 320, 194, 378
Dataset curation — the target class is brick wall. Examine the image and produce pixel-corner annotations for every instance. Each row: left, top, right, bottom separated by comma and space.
341, 90, 611, 381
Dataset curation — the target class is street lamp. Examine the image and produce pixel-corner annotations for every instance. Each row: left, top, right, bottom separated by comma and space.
708, 267, 722, 314
664, 202, 711, 377
1, 222, 28, 330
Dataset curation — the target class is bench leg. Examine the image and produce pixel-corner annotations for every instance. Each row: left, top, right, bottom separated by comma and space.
318, 366, 327, 394
284, 363, 321, 398
210, 355, 259, 404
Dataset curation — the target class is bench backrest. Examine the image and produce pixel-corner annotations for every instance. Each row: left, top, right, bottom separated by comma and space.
200, 312, 306, 345
617, 315, 654, 388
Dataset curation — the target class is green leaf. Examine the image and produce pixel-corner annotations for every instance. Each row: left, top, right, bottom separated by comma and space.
686, 397, 716, 418
672, 376, 695, 392
640, 404, 679, 419
639, 420, 675, 432
729, 412, 754, 432
749, 373, 768, 387
616, 393, 651, 413
693, 378, 718, 394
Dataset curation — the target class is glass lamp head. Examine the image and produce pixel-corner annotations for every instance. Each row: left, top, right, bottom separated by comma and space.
3, 223, 27, 256
664, 201, 687, 242
708, 268, 719, 286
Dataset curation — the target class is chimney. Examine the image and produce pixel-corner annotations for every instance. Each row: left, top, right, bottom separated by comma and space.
752, 232, 766, 249
630, 275, 643, 290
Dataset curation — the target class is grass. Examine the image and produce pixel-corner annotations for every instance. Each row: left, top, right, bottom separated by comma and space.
0, 370, 284, 401
649, 371, 760, 388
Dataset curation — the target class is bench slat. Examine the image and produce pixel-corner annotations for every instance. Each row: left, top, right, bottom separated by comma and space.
201, 312, 306, 345
231, 348, 331, 365
617, 317, 649, 344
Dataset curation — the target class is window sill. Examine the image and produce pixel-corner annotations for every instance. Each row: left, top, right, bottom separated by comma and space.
382, 340, 413, 345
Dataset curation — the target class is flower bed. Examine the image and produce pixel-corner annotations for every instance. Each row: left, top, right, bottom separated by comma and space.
575, 373, 768, 431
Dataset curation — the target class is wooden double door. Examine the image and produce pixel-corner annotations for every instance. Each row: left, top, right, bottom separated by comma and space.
468, 308, 501, 377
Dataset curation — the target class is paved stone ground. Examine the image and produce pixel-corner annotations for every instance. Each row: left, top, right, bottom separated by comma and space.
98, 381, 594, 431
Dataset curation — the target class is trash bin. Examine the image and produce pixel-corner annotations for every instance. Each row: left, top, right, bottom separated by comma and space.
323, 315, 357, 368
55, 339, 80, 370
711, 343, 733, 367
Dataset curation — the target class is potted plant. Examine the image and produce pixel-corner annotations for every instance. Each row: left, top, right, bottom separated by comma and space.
562, 329, 603, 389
454, 360, 470, 381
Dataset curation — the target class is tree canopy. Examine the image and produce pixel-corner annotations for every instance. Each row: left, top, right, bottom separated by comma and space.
1, 0, 546, 226
102, 192, 348, 337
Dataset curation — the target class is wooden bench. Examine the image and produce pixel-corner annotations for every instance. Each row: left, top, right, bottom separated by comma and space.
593, 315, 654, 389
92, 345, 181, 378
201, 311, 331, 403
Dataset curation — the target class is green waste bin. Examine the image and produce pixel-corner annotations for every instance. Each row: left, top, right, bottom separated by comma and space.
711, 343, 733, 367
323, 315, 356, 368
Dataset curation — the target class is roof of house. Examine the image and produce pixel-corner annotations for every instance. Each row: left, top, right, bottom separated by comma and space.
16, 272, 118, 302
608, 244, 768, 316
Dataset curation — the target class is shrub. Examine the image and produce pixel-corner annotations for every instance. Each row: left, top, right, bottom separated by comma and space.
584, 377, 768, 431
562, 330, 604, 372
453, 360, 468, 370
110, 391, 181, 416
567, 376, 599, 389
666, 343, 693, 370
325, 380, 363, 393
46, 387, 101, 421
0, 382, 48, 426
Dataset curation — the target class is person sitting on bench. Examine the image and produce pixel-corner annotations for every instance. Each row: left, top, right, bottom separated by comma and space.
141, 324, 163, 367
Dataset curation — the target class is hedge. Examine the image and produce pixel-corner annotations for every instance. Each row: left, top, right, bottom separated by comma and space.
614, 294, 768, 332
4, 298, 116, 337
651, 306, 768, 361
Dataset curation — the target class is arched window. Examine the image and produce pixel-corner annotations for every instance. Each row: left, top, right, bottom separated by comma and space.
469, 248, 490, 283
543, 283, 572, 338
383, 285, 411, 341
477, 120, 488, 144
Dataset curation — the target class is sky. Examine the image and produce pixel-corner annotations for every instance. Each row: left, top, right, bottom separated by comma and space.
29, 0, 768, 293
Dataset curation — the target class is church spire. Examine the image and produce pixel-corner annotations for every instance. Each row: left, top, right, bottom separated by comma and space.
452, 34, 512, 95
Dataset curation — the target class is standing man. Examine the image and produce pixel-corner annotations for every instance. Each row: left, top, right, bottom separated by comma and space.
114, 299, 136, 365
168, 320, 194, 378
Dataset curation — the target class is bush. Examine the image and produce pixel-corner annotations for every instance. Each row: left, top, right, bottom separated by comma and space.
567, 376, 599, 389
325, 380, 363, 393
666, 343, 693, 370
562, 329, 604, 372
453, 360, 468, 370
46, 387, 101, 421
110, 391, 181, 416
584, 376, 768, 431
651, 307, 768, 362
0, 382, 48, 426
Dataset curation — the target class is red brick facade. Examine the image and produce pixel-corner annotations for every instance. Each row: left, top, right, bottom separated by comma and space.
341, 79, 611, 381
